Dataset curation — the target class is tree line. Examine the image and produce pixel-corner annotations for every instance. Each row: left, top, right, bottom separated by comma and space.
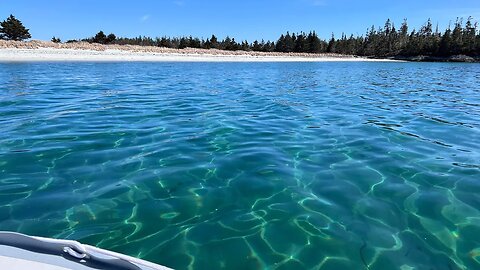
82, 17, 480, 57
327, 18, 480, 57
2, 14, 480, 58
83, 31, 279, 52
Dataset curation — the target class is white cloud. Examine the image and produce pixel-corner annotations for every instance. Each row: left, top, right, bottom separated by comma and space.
140, 14, 150, 22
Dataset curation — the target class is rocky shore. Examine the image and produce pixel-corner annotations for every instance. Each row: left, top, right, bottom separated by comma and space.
390, 54, 480, 63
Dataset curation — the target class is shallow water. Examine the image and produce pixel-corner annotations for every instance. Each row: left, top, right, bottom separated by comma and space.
0, 62, 479, 270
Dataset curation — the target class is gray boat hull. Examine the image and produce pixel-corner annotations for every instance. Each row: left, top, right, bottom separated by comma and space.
0, 231, 172, 270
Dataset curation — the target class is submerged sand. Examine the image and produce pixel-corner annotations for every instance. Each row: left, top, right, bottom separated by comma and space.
0, 40, 396, 62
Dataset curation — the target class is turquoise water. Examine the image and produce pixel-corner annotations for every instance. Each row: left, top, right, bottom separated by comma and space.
0, 62, 479, 270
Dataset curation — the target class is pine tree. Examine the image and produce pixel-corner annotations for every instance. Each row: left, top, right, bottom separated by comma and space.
384, 19, 392, 36
419, 19, 435, 55
229, 38, 239, 50
438, 27, 452, 56
450, 18, 463, 55
400, 19, 409, 37
291, 33, 297, 50
388, 23, 398, 55
222, 36, 232, 50
475, 27, 480, 56
210, 34, 218, 49
203, 38, 212, 49
0, 15, 31, 41
295, 32, 306, 52
51, 36, 61, 43
284, 32, 295, 52
178, 37, 188, 49
307, 31, 322, 53
93, 31, 107, 44
252, 40, 262, 51
405, 30, 420, 56
263, 41, 275, 52
275, 34, 286, 52
363, 26, 377, 55
327, 33, 336, 53
397, 19, 409, 54
463, 17, 476, 54
106, 33, 116, 44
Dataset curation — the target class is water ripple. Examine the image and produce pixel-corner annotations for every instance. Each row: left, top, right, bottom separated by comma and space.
0, 62, 479, 270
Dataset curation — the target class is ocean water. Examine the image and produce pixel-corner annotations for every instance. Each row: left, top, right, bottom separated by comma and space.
0, 62, 479, 270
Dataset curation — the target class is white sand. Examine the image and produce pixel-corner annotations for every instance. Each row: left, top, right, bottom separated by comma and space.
0, 48, 397, 62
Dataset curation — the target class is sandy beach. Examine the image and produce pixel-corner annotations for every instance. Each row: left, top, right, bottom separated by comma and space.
0, 40, 396, 62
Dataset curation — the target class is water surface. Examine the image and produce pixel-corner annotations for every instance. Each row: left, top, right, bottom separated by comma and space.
0, 62, 479, 270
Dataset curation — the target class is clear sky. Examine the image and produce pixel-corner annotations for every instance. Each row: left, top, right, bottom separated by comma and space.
1, 0, 479, 42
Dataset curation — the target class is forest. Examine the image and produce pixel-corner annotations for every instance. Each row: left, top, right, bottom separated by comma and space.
2, 14, 480, 59
83, 18, 480, 59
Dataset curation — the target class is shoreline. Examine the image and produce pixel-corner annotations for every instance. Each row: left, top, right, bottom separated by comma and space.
389, 55, 480, 63
0, 48, 398, 62
0, 40, 398, 62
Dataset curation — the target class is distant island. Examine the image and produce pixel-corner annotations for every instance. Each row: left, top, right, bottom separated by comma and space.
1, 14, 479, 62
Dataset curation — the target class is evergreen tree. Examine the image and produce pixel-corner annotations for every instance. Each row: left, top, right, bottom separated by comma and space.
210, 34, 218, 48
345, 34, 357, 55
178, 37, 188, 49
327, 33, 336, 53
188, 36, 201, 48
363, 26, 378, 55
203, 37, 212, 49
93, 31, 107, 44
263, 41, 275, 52
438, 27, 452, 56
395, 19, 409, 54
276, 34, 286, 52
450, 18, 463, 55
0, 15, 31, 41
388, 23, 398, 54
252, 40, 262, 51
291, 33, 297, 50
404, 30, 420, 55
158, 36, 171, 47
463, 17, 476, 54
417, 19, 436, 55
229, 37, 239, 50
241, 40, 250, 51
221, 36, 233, 50
307, 31, 322, 53
295, 32, 306, 52
400, 19, 409, 37
284, 32, 295, 52
106, 33, 116, 44
51, 36, 61, 43
476, 27, 480, 56
384, 19, 392, 36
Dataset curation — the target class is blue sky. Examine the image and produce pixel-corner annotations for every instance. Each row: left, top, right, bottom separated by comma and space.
1, 0, 479, 42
